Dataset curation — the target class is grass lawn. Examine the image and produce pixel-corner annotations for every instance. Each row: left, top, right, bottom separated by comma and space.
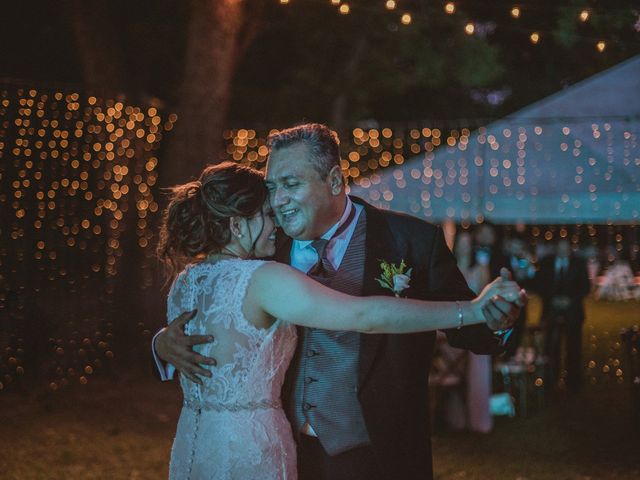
1, 297, 639, 479
432, 296, 640, 480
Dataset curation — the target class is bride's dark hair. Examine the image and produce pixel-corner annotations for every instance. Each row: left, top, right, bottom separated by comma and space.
157, 162, 267, 279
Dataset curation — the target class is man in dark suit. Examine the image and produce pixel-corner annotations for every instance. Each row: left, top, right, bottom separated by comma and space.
534, 238, 590, 392
154, 123, 524, 479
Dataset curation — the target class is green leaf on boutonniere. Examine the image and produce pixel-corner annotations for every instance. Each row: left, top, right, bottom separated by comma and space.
375, 259, 412, 296
375, 277, 393, 290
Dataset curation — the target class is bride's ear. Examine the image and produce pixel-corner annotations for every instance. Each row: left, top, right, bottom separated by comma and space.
229, 216, 245, 239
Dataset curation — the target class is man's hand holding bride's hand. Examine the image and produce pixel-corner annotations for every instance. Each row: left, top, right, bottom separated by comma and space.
472, 267, 528, 331
155, 310, 217, 385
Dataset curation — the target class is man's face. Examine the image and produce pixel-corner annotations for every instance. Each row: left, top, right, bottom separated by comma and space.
265, 143, 338, 240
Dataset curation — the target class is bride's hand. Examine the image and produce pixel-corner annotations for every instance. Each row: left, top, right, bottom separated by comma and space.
471, 268, 528, 331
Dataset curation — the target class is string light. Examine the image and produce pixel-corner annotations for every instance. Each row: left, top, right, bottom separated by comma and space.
221, 118, 639, 229
2, 73, 637, 397
276, 2, 631, 50
272, 1, 633, 51
596, 40, 606, 52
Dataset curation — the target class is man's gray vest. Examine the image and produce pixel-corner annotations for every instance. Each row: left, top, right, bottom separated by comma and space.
290, 210, 370, 456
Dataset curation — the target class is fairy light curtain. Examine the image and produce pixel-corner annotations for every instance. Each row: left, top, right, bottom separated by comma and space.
0, 84, 175, 392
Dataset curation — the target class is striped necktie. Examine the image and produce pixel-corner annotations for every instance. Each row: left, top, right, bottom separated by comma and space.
307, 204, 356, 283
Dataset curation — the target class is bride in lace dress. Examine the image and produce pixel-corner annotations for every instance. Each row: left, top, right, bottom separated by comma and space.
157, 163, 522, 480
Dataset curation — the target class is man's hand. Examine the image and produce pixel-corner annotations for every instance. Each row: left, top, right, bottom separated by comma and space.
154, 310, 217, 385
482, 268, 528, 331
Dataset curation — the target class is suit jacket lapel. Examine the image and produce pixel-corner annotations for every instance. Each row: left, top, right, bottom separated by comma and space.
351, 197, 402, 389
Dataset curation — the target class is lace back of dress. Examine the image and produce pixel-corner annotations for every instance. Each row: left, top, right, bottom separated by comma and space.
167, 259, 286, 406
167, 258, 299, 480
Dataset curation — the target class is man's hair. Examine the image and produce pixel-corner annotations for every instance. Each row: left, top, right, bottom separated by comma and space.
267, 123, 341, 179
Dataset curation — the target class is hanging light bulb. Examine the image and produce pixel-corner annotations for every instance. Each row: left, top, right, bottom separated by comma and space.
579, 10, 590, 22
385, 0, 396, 10
511, 6, 521, 18
445, 2, 455, 14
596, 40, 606, 52
339, 3, 350, 14
331, 0, 341, 5
401, 13, 412, 25
464, 22, 475, 35
530, 32, 540, 44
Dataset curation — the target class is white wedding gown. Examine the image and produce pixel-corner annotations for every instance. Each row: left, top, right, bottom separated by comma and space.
167, 258, 298, 479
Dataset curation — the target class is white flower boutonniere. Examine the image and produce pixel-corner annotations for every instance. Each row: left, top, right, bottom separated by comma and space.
375, 259, 413, 297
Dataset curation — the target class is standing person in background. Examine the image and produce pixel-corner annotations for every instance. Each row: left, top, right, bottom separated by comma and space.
502, 236, 536, 360
439, 229, 494, 433
474, 222, 509, 283
534, 238, 590, 393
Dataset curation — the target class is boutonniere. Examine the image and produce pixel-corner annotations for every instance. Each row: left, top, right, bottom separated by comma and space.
375, 259, 413, 297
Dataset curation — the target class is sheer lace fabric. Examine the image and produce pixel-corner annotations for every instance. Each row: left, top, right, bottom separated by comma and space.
167, 258, 298, 479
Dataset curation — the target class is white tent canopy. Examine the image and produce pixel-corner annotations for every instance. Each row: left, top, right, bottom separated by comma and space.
349, 55, 640, 224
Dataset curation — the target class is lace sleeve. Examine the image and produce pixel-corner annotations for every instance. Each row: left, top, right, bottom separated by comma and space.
167, 268, 195, 325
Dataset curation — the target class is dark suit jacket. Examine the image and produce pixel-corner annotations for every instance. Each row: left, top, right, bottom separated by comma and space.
276, 197, 506, 479
534, 254, 590, 324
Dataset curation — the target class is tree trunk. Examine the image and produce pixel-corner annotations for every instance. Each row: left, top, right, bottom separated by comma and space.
162, 0, 263, 184
66, 0, 128, 96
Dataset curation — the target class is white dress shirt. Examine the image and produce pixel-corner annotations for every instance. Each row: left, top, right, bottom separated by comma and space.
290, 197, 362, 274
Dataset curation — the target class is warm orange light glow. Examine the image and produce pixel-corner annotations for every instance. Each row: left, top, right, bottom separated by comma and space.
579, 10, 589, 22
339, 3, 349, 14
385, 0, 396, 10
596, 40, 606, 52
530, 32, 540, 44
464, 22, 475, 35
445, 2, 455, 14
401, 13, 412, 25
511, 6, 520, 18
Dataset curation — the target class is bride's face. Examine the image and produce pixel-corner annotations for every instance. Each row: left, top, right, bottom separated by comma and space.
249, 201, 277, 258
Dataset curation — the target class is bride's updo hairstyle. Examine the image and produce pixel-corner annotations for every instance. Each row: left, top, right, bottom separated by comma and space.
157, 161, 267, 278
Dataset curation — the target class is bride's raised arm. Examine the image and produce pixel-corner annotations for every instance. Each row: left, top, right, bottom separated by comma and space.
248, 262, 523, 334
